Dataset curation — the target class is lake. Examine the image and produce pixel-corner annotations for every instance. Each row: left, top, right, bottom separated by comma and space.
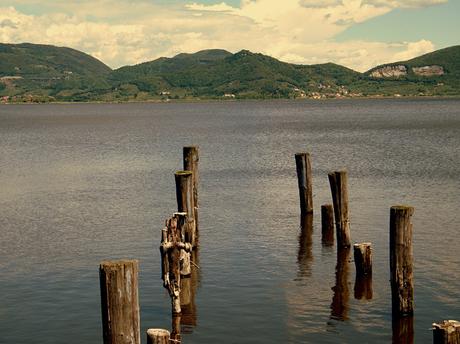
0, 99, 459, 343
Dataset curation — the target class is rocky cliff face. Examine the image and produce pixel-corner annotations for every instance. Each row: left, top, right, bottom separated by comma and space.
370, 65, 407, 78
412, 65, 444, 76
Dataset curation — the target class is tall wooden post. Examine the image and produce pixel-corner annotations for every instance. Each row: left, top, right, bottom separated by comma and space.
328, 170, 351, 248
390, 205, 414, 316
295, 153, 313, 215
321, 204, 334, 246
146, 329, 170, 344
99, 260, 140, 344
175, 170, 196, 247
433, 320, 460, 344
353, 243, 372, 276
183, 146, 199, 231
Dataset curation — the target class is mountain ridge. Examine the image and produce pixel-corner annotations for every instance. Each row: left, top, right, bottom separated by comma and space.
1, 43, 459, 102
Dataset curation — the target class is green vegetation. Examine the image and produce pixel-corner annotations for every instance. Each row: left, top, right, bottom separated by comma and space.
1, 43, 459, 102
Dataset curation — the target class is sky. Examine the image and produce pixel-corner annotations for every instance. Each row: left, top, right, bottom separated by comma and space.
0, 0, 458, 72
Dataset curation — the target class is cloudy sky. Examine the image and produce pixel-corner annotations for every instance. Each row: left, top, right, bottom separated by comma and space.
0, 0, 458, 71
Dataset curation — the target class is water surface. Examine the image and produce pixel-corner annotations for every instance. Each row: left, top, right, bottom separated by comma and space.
1, 99, 459, 343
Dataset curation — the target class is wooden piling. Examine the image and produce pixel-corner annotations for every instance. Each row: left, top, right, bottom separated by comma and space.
146, 329, 170, 344
354, 274, 373, 300
390, 205, 414, 316
353, 243, 372, 276
328, 170, 351, 248
183, 146, 199, 231
433, 320, 460, 344
295, 153, 313, 215
393, 315, 414, 344
99, 260, 140, 344
321, 204, 334, 246
175, 170, 196, 247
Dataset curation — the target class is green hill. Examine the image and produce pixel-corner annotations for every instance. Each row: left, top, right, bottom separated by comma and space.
363, 45, 460, 96
1, 43, 459, 102
108, 49, 361, 100
0, 43, 112, 101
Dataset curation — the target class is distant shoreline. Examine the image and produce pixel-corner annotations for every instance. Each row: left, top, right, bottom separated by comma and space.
2, 94, 460, 105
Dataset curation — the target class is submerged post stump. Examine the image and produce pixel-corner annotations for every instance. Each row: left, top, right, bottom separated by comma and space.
175, 170, 196, 247
433, 320, 460, 344
146, 329, 170, 344
295, 153, 313, 215
328, 170, 351, 248
321, 204, 334, 246
99, 260, 140, 344
183, 146, 199, 233
354, 243, 372, 276
390, 205, 414, 316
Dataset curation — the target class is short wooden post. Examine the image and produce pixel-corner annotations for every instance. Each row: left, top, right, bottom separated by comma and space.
146, 329, 170, 344
390, 205, 414, 316
354, 243, 372, 276
328, 170, 351, 248
99, 260, 140, 344
175, 170, 196, 247
295, 153, 313, 215
183, 146, 199, 232
321, 204, 334, 246
433, 320, 460, 344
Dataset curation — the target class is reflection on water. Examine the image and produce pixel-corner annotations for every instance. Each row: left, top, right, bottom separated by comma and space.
1, 100, 460, 343
171, 314, 181, 343
297, 215, 313, 280
180, 249, 200, 333
392, 316, 414, 344
354, 274, 373, 301
330, 248, 350, 321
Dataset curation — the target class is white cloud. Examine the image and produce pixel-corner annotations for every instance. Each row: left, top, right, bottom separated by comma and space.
0, 1, 443, 71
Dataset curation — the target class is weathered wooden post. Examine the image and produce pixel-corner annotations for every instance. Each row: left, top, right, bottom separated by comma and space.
175, 170, 196, 247
328, 170, 351, 248
146, 329, 170, 344
160, 214, 193, 314
295, 153, 313, 215
183, 146, 199, 232
354, 243, 372, 276
390, 205, 414, 316
176, 212, 191, 276
433, 320, 460, 344
321, 204, 334, 246
99, 260, 140, 344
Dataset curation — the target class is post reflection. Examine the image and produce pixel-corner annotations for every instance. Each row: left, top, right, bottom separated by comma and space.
179, 248, 200, 333
392, 315, 414, 344
330, 247, 350, 321
297, 214, 314, 279
354, 274, 373, 300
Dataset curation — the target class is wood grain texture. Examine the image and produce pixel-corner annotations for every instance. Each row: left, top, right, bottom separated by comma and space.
295, 153, 313, 215
321, 204, 334, 246
433, 320, 460, 344
99, 260, 140, 344
146, 329, 170, 344
390, 205, 414, 316
328, 170, 351, 248
183, 146, 199, 233
353, 243, 372, 276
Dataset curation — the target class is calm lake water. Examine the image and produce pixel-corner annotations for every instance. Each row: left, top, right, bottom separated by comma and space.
1, 99, 459, 343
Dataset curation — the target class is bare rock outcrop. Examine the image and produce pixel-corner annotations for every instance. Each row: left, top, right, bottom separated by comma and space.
412, 65, 444, 76
370, 65, 407, 78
